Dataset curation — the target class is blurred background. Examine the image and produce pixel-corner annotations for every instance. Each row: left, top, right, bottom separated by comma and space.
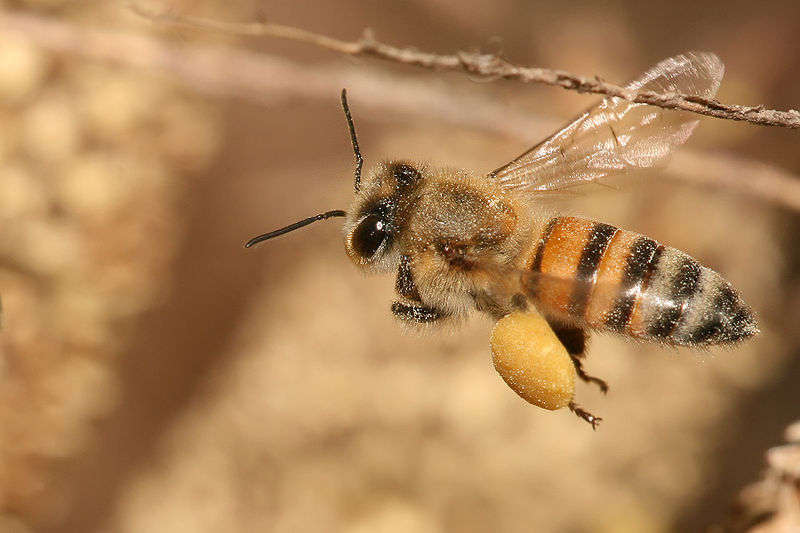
1, 1, 799, 532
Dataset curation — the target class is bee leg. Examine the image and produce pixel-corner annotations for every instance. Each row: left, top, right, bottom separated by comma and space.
550, 323, 609, 394
396, 255, 422, 301
571, 357, 609, 394
472, 290, 514, 321
568, 401, 602, 430
391, 301, 447, 323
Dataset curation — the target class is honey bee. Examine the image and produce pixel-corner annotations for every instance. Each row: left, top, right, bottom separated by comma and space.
246, 52, 758, 427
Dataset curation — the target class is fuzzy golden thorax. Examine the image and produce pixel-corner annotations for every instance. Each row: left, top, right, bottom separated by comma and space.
343, 160, 537, 321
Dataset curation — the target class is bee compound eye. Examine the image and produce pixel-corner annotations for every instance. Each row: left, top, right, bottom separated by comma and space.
352, 214, 387, 258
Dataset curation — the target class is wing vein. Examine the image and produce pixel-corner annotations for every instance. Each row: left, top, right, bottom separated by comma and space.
490, 52, 724, 196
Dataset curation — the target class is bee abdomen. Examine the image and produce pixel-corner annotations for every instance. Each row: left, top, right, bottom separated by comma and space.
528, 217, 757, 346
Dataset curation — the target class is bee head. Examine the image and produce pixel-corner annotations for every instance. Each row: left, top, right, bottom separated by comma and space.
343, 160, 421, 271
245, 89, 420, 276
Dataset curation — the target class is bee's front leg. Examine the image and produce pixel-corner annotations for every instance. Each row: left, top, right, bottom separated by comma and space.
391, 254, 449, 323
391, 301, 448, 323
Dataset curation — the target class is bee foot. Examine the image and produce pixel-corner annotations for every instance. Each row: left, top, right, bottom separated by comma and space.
568, 401, 602, 430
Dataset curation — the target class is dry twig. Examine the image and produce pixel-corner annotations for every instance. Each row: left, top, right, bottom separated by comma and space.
1, 8, 799, 212
0, 9, 536, 139
131, 4, 800, 130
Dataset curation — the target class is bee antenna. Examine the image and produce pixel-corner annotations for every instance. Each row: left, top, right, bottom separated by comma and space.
244, 210, 347, 248
341, 88, 363, 192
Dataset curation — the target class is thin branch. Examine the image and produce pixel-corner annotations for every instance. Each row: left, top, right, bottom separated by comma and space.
0, 9, 537, 139
1, 9, 799, 212
131, 3, 800, 130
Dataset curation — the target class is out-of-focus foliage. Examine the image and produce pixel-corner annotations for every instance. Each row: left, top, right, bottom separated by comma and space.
0, 0, 221, 526
1, 1, 799, 532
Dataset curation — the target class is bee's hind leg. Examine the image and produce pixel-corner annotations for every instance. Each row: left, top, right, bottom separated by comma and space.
550, 322, 609, 394
571, 355, 609, 394
552, 323, 605, 429
569, 401, 602, 430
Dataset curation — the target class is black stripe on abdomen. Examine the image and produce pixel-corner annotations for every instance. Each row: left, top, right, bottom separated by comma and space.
570, 223, 617, 316
526, 217, 559, 297
605, 238, 663, 331
648, 257, 702, 338
530, 218, 559, 273
684, 281, 756, 344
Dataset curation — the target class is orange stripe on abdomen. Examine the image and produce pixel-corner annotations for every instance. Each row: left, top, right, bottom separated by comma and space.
527, 217, 758, 346
530, 217, 662, 332
531, 217, 598, 317
583, 229, 643, 327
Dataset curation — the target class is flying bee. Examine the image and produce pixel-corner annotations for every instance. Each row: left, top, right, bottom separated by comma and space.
246, 52, 758, 427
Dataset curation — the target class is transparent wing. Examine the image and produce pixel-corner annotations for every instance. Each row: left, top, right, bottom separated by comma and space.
490, 52, 724, 193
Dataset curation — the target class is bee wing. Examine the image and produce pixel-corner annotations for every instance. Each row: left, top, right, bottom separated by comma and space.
489, 52, 724, 193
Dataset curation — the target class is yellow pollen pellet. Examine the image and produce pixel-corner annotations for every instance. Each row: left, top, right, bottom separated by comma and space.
490, 310, 576, 410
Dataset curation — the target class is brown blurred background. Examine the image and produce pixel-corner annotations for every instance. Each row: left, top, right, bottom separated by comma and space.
1, 1, 799, 532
